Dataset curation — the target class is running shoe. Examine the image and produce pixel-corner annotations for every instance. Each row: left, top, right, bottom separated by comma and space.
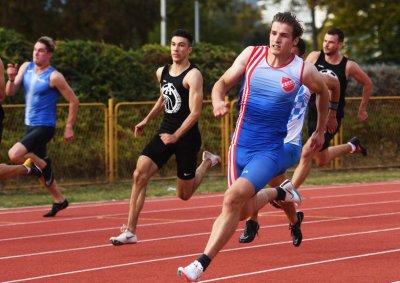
239, 219, 259, 243
110, 225, 138, 245
349, 137, 367, 156
202, 151, 221, 167
177, 260, 204, 282
289, 211, 304, 247
280, 179, 302, 204
43, 199, 69, 217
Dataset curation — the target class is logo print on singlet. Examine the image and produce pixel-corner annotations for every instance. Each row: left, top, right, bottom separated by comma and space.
281, 77, 296, 93
161, 82, 182, 113
319, 69, 338, 79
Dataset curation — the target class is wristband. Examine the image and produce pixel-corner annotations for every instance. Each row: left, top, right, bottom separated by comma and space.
329, 101, 339, 110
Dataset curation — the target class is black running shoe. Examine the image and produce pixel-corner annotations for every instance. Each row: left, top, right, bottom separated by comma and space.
239, 220, 259, 243
42, 158, 54, 187
289, 211, 304, 247
43, 199, 69, 217
349, 137, 367, 156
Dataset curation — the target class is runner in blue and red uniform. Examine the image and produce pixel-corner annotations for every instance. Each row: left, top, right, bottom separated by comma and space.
177, 12, 330, 282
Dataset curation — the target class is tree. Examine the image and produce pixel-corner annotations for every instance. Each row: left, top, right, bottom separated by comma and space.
0, 0, 159, 49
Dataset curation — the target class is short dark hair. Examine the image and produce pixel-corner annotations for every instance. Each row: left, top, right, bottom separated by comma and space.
327, 28, 345, 42
37, 36, 56, 53
296, 38, 306, 56
171, 29, 194, 46
272, 12, 304, 39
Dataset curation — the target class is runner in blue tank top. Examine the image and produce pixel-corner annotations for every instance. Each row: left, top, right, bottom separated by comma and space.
178, 12, 330, 282
239, 40, 341, 247
5, 36, 79, 217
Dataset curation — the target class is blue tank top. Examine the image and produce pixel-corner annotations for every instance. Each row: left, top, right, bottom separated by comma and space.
23, 62, 60, 127
233, 46, 304, 150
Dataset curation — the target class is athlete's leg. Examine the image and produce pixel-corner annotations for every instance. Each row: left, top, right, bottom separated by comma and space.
176, 151, 220, 201
126, 155, 159, 233
0, 163, 28, 180
291, 138, 319, 189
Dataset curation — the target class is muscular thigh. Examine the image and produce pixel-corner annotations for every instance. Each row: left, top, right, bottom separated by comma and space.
232, 145, 282, 192
141, 134, 174, 169
21, 125, 56, 158
175, 130, 201, 180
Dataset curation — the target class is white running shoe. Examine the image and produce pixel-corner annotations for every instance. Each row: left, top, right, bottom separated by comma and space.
280, 179, 302, 204
202, 151, 221, 167
177, 260, 204, 282
109, 225, 137, 245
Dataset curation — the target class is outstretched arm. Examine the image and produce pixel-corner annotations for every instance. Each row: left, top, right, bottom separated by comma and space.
346, 60, 373, 121
302, 62, 329, 149
211, 46, 253, 118
51, 71, 79, 142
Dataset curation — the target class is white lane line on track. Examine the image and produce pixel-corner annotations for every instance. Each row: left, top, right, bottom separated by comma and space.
1, 210, 400, 260
1, 198, 400, 241
0, 194, 224, 215
1, 181, 399, 215
1, 188, 400, 228
2, 228, 400, 283
0, 204, 222, 227
199, 248, 400, 282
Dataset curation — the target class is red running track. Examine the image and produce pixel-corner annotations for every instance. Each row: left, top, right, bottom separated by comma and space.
1, 181, 400, 282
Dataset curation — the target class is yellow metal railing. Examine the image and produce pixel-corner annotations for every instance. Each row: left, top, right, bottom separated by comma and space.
1, 96, 399, 187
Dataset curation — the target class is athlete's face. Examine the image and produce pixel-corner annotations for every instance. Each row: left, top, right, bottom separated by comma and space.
269, 22, 298, 57
170, 36, 192, 63
33, 42, 52, 67
323, 34, 342, 56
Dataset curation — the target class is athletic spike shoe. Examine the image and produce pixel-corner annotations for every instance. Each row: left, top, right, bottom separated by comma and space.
177, 260, 204, 282
270, 200, 282, 210
280, 179, 302, 204
43, 199, 69, 217
42, 158, 54, 187
289, 211, 304, 247
239, 219, 260, 243
23, 159, 43, 177
110, 225, 138, 245
349, 137, 367, 156
202, 151, 221, 167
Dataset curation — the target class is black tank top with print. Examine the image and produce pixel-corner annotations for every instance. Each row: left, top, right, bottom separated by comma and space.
310, 51, 348, 119
159, 63, 199, 135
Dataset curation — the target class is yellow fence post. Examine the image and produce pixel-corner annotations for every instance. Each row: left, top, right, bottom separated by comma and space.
108, 98, 114, 183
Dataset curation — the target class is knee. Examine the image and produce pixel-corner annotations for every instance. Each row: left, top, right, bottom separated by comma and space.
8, 149, 19, 163
132, 167, 149, 186
177, 191, 191, 201
222, 192, 243, 212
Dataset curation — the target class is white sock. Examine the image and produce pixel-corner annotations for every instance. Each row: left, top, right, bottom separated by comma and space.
347, 142, 356, 153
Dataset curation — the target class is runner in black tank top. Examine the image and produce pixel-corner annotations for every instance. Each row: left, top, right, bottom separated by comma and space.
307, 50, 348, 149
110, 29, 221, 247
159, 63, 199, 136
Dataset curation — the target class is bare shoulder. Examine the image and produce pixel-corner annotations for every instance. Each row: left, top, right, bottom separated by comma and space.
156, 66, 164, 81
305, 51, 321, 64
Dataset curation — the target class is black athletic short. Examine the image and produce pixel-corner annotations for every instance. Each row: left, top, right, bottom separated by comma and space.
141, 129, 201, 180
0, 105, 3, 144
20, 125, 56, 158
307, 106, 342, 151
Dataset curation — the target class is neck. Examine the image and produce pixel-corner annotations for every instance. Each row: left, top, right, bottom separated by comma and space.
325, 52, 342, 65
35, 64, 50, 73
170, 60, 190, 75
267, 52, 293, 68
